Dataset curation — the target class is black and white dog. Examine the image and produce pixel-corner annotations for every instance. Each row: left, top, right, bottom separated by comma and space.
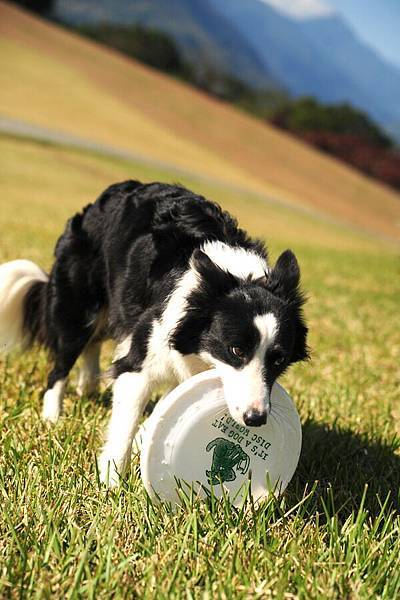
0, 180, 309, 486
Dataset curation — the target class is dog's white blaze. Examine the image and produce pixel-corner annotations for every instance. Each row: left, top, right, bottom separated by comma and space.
254, 313, 278, 348
99, 371, 150, 486
203, 313, 278, 425
0, 259, 48, 353
201, 241, 268, 281
42, 379, 66, 423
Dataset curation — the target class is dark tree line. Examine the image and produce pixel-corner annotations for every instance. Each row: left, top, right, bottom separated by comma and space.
11, 0, 54, 15
77, 24, 188, 77
271, 97, 393, 148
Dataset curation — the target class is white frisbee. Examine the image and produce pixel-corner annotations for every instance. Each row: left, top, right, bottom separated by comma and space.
136, 369, 301, 507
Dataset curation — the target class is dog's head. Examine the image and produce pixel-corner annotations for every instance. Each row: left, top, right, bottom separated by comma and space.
171, 245, 309, 427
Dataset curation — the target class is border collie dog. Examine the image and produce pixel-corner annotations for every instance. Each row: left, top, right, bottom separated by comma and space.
0, 180, 309, 486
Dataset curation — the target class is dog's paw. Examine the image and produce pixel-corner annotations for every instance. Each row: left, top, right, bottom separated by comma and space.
42, 388, 62, 424
98, 454, 123, 488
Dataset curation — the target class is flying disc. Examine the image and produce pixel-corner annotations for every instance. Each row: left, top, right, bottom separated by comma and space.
136, 369, 301, 507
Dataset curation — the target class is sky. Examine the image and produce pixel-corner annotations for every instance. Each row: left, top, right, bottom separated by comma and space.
261, 0, 400, 68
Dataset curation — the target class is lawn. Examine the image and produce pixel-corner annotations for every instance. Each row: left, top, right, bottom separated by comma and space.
0, 134, 399, 598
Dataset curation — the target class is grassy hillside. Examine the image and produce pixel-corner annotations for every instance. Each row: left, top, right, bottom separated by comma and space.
0, 134, 399, 597
0, 1, 399, 243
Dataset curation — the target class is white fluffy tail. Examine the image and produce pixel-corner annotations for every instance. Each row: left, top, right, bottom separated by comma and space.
0, 259, 48, 353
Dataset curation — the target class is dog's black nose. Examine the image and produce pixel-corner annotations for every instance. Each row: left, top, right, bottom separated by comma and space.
243, 408, 267, 427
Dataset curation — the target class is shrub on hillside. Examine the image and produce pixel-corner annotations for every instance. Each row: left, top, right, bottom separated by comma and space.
189, 63, 287, 114
77, 23, 189, 76
303, 131, 400, 189
271, 97, 393, 148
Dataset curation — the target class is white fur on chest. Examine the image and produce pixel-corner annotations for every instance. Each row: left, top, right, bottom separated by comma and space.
146, 320, 207, 384
114, 264, 207, 385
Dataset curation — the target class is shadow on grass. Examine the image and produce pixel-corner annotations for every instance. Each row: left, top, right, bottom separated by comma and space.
288, 418, 400, 519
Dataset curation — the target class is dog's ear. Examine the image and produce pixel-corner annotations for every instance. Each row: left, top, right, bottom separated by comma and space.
267, 250, 309, 361
292, 320, 310, 363
267, 249, 301, 300
191, 249, 238, 295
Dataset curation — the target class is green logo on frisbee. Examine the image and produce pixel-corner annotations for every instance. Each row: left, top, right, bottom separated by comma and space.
206, 437, 250, 484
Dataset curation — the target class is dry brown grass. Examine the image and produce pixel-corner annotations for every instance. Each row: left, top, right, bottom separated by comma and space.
0, 134, 384, 262
0, 1, 399, 243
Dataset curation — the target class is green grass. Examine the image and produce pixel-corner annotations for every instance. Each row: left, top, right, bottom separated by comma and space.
1, 135, 400, 598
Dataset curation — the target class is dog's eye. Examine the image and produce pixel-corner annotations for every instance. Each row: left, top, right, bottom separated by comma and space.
230, 346, 245, 359
272, 354, 285, 366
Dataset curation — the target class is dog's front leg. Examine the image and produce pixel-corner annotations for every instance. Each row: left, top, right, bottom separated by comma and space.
98, 371, 149, 487
77, 341, 102, 397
